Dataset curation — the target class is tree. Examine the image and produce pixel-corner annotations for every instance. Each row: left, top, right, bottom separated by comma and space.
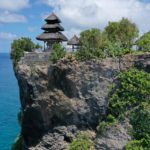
136, 31, 150, 52
105, 18, 139, 49
104, 41, 131, 57
49, 43, 66, 63
76, 28, 106, 60
80, 28, 103, 49
11, 37, 42, 66
76, 19, 139, 60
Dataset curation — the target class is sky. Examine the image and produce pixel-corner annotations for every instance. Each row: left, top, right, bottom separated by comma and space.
0, 0, 150, 53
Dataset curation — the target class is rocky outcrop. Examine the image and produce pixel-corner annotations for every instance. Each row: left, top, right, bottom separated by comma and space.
95, 120, 132, 150
15, 53, 150, 149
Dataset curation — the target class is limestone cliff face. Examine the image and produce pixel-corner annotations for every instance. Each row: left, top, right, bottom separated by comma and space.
15, 52, 150, 150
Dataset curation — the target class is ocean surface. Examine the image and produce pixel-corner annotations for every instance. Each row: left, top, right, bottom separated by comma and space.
0, 53, 20, 150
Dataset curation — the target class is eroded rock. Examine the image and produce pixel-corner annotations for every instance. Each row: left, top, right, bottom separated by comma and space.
15, 52, 150, 149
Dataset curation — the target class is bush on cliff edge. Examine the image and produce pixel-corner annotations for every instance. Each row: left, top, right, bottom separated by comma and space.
97, 69, 150, 149
49, 43, 66, 63
70, 133, 95, 150
11, 37, 41, 67
75, 18, 139, 61
11, 135, 22, 150
109, 69, 150, 118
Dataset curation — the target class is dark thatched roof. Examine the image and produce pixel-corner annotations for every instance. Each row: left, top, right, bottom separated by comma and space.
45, 12, 61, 23
36, 12, 68, 43
67, 35, 80, 45
41, 23, 64, 31
36, 32, 68, 41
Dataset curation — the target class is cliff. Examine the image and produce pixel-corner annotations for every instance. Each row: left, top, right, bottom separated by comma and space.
15, 52, 150, 150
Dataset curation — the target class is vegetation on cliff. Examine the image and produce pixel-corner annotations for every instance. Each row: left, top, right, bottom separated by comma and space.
105, 18, 139, 49
46, 18, 149, 62
11, 135, 22, 150
136, 31, 150, 52
75, 18, 139, 60
70, 133, 95, 150
11, 37, 41, 66
75, 28, 106, 60
97, 69, 150, 149
49, 43, 66, 63
72, 18, 149, 61
109, 69, 150, 118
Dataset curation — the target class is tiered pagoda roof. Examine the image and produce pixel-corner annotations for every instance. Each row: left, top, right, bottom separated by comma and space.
36, 13, 68, 42
41, 24, 64, 31
45, 13, 61, 23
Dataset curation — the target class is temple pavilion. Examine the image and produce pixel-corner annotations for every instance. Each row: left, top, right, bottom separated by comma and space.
36, 12, 68, 51
67, 35, 80, 51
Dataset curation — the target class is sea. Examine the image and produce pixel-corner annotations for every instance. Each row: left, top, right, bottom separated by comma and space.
0, 53, 20, 150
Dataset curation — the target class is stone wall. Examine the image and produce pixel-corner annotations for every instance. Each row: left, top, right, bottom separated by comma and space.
19, 52, 50, 65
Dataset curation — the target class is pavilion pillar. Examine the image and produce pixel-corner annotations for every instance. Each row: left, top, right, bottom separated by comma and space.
44, 41, 46, 51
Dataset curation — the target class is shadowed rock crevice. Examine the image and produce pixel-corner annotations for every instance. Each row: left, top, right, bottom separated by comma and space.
48, 66, 79, 98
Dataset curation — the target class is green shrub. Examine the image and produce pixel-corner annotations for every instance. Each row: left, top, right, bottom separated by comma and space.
104, 18, 139, 49
125, 138, 150, 150
104, 41, 132, 57
11, 37, 41, 67
125, 140, 144, 150
79, 28, 104, 50
97, 114, 117, 134
136, 31, 150, 52
74, 18, 140, 60
75, 28, 106, 61
49, 43, 66, 63
107, 69, 150, 149
11, 135, 22, 150
69, 133, 95, 150
106, 114, 116, 123
75, 47, 105, 61
109, 69, 150, 118
75, 23, 136, 61
130, 103, 150, 142
75, 47, 93, 61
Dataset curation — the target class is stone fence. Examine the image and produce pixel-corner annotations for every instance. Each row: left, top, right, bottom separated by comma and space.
19, 52, 50, 65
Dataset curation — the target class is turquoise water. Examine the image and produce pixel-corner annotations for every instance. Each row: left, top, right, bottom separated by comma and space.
0, 53, 20, 150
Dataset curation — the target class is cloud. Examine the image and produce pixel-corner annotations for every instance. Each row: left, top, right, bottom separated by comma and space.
0, 0, 29, 24
0, 0, 29, 11
0, 11, 27, 23
0, 32, 17, 40
64, 28, 81, 39
40, 0, 150, 35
